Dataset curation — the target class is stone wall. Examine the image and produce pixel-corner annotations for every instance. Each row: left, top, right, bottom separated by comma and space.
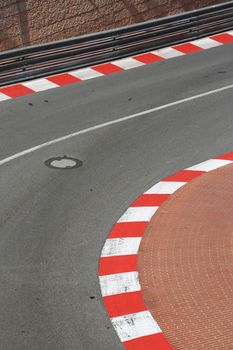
0, 0, 227, 51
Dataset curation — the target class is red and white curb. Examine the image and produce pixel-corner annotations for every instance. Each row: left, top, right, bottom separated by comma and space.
99, 151, 233, 349
1, 31, 233, 102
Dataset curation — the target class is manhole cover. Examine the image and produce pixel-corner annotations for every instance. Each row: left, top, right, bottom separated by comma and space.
44, 156, 83, 169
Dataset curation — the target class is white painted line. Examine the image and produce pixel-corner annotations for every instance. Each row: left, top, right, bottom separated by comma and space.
1, 83, 233, 167
146, 181, 186, 194
23, 78, 58, 92
113, 57, 144, 69
227, 30, 233, 36
186, 159, 232, 172
0, 92, 11, 101
69, 67, 103, 80
118, 207, 158, 223
111, 310, 161, 342
99, 271, 140, 297
192, 37, 221, 49
101, 237, 142, 257
152, 47, 185, 59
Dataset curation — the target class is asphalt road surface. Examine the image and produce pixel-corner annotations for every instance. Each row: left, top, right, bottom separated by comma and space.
0, 43, 233, 350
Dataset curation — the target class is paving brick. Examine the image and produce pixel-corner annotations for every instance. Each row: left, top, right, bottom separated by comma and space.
139, 162, 233, 349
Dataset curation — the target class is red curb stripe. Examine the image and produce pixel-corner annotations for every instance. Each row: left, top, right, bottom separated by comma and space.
104, 291, 146, 318
47, 73, 81, 85
174, 42, 203, 54
93, 63, 124, 74
211, 33, 233, 44
131, 194, 169, 207
0, 84, 34, 97
215, 151, 233, 160
99, 255, 138, 276
133, 52, 164, 64
108, 222, 148, 238
123, 333, 174, 350
163, 170, 205, 182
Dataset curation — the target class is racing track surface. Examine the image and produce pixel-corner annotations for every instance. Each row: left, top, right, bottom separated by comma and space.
0, 43, 233, 349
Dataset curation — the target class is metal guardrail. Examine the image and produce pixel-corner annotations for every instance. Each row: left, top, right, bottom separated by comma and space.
0, 1, 233, 87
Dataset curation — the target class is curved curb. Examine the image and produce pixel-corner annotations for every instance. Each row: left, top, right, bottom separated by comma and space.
99, 150, 233, 349
0, 31, 233, 102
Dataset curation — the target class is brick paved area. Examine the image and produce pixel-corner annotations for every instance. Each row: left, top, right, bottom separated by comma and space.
138, 162, 233, 349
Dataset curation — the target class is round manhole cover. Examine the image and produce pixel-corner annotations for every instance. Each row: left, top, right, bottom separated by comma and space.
44, 156, 83, 169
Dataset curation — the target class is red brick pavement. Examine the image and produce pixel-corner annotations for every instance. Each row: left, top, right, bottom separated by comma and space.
138, 162, 233, 349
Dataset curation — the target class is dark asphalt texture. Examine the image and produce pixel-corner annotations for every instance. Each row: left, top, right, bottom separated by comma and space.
0, 43, 233, 349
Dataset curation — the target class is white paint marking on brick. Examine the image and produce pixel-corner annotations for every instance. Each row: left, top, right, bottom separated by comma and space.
101, 237, 142, 257
146, 181, 186, 194
23, 78, 58, 92
227, 30, 233, 36
0, 92, 11, 101
152, 47, 185, 59
111, 310, 162, 342
69, 67, 103, 80
99, 271, 140, 297
118, 207, 158, 223
186, 159, 232, 172
113, 57, 144, 70
192, 37, 222, 49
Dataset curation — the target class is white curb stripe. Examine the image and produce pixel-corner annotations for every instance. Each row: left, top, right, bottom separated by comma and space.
101, 237, 142, 257
111, 310, 162, 342
23, 78, 58, 91
152, 47, 185, 59
118, 206, 158, 223
99, 271, 140, 296
0, 92, 11, 101
145, 181, 186, 194
192, 37, 221, 49
69, 67, 103, 80
113, 57, 145, 69
186, 159, 233, 171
